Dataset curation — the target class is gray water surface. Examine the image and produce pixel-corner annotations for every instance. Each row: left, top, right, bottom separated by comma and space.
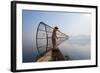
59, 35, 91, 60
23, 35, 91, 62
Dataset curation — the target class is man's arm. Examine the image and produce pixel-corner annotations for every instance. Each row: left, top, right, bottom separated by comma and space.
56, 35, 58, 39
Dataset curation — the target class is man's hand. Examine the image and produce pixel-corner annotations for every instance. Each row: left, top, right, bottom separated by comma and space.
56, 37, 58, 39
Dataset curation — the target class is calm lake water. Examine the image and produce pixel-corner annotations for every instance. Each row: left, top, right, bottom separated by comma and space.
23, 35, 91, 62
59, 35, 91, 60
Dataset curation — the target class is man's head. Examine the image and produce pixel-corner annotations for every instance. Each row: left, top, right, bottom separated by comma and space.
54, 26, 58, 30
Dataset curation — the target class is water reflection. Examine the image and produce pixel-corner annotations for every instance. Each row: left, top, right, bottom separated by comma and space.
23, 35, 91, 62
59, 35, 91, 60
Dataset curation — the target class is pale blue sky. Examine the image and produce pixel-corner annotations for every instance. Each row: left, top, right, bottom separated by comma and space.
22, 10, 91, 37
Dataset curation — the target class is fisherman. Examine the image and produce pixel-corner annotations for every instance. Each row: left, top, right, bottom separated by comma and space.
52, 26, 58, 49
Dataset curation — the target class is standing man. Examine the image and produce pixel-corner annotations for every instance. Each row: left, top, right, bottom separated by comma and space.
52, 26, 58, 49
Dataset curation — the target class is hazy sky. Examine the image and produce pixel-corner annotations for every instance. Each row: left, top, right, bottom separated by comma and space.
22, 10, 91, 37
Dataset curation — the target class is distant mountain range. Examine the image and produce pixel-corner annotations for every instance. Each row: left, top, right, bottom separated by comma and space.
69, 35, 90, 40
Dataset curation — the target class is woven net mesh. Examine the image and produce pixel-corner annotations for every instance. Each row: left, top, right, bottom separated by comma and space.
36, 22, 69, 55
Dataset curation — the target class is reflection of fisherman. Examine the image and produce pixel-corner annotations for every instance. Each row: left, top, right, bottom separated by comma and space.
52, 26, 58, 49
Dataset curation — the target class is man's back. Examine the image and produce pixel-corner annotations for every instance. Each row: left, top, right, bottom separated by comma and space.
52, 29, 57, 39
